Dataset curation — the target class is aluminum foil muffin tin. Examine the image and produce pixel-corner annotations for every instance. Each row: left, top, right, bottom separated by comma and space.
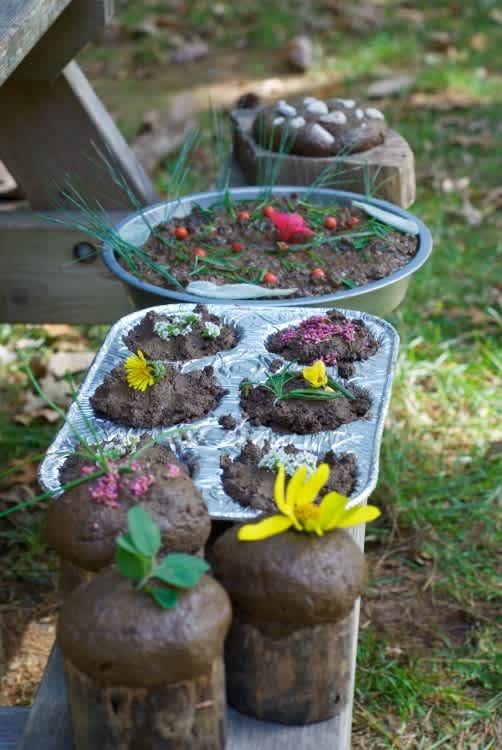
39, 304, 399, 521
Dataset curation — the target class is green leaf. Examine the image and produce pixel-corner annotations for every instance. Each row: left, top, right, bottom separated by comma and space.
148, 586, 179, 609
116, 532, 142, 556
115, 546, 149, 582
154, 554, 209, 589
127, 506, 161, 557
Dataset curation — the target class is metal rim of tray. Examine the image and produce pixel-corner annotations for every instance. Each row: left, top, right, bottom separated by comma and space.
102, 187, 432, 307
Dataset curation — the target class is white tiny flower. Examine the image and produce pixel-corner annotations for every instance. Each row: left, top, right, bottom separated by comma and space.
203, 322, 221, 338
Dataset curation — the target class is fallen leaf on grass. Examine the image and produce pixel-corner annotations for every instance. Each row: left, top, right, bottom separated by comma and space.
448, 134, 495, 148
408, 90, 481, 110
0, 462, 38, 489
367, 74, 414, 98
47, 351, 94, 378
41, 325, 82, 340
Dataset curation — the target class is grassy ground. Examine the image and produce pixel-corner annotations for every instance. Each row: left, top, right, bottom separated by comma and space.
1, 0, 501, 746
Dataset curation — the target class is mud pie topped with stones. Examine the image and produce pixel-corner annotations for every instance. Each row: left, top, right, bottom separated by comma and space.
221, 439, 357, 513
253, 96, 388, 157
123, 304, 238, 362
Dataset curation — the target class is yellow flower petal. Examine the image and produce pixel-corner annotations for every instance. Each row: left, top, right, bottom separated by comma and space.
302, 360, 328, 389
319, 490, 349, 528
124, 350, 155, 392
295, 463, 330, 507
286, 465, 308, 507
329, 504, 381, 530
273, 464, 292, 518
238, 515, 294, 541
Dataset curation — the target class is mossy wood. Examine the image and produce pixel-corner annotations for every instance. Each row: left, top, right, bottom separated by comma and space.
64, 657, 226, 750
231, 108, 416, 209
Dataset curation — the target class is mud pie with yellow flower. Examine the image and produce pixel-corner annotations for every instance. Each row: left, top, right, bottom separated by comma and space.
266, 310, 379, 378
220, 439, 357, 513
123, 305, 238, 363
210, 463, 380, 724
240, 359, 370, 434
91, 349, 227, 428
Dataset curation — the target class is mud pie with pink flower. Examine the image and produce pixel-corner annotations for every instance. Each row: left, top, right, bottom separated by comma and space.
47, 440, 210, 574
131, 193, 418, 299
90, 350, 227, 428
267, 311, 378, 378
123, 305, 238, 362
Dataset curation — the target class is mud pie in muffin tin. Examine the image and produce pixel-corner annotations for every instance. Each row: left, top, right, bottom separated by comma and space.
254, 96, 388, 157
123, 304, 238, 362
39, 304, 399, 521
221, 440, 357, 513
266, 310, 379, 378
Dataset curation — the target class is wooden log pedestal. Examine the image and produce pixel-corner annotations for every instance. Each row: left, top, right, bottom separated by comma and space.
57, 568, 231, 750
231, 107, 416, 209
64, 657, 226, 750
210, 527, 367, 726
225, 611, 354, 725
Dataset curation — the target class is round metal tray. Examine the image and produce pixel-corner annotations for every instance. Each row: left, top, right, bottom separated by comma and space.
102, 187, 432, 316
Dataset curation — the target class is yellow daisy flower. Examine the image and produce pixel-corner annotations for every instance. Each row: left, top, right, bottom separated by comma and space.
124, 350, 155, 392
238, 463, 380, 541
302, 360, 328, 388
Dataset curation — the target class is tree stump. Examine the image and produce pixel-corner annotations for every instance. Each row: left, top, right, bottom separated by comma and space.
210, 526, 367, 725
64, 657, 226, 750
231, 108, 416, 208
225, 610, 354, 724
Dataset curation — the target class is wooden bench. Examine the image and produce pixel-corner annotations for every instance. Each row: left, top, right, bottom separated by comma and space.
0, 0, 148, 323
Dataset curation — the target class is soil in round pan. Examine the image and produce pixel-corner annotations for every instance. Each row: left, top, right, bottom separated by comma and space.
124, 305, 238, 362
91, 364, 226, 428
241, 377, 370, 434
125, 195, 418, 298
267, 311, 379, 377
221, 440, 357, 513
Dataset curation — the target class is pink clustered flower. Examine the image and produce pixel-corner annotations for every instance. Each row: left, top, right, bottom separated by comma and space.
166, 463, 181, 479
128, 473, 155, 497
80, 460, 156, 508
280, 316, 358, 346
89, 467, 121, 509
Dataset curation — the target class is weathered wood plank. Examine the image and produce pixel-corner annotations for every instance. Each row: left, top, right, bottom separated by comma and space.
0, 707, 29, 750
0, 0, 72, 86
12, 1, 114, 82
0, 61, 157, 209
0, 210, 131, 323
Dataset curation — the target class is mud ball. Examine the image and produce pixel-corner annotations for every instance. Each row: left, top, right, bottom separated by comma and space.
253, 97, 388, 157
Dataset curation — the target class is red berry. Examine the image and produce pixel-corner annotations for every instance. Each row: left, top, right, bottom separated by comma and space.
347, 216, 360, 228
324, 216, 337, 230
194, 247, 207, 257
175, 226, 189, 240
263, 272, 278, 285
238, 210, 250, 222
231, 241, 243, 253
263, 206, 275, 218
311, 267, 326, 280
